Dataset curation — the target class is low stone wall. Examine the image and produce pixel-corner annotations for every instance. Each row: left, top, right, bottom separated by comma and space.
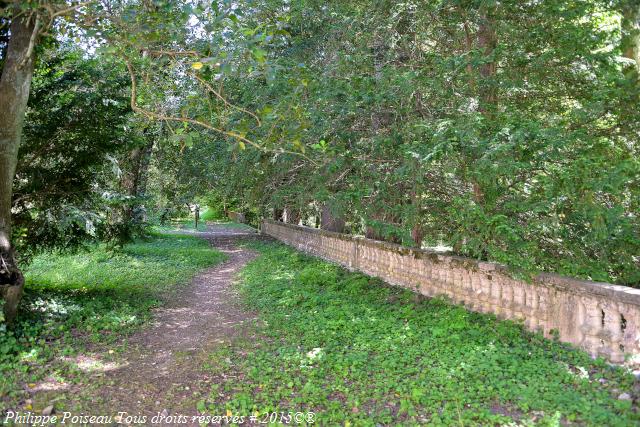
228, 211, 246, 223
262, 220, 640, 364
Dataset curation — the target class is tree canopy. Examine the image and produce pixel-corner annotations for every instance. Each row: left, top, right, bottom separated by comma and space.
177, 0, 640, 285
1, 0, 639, 323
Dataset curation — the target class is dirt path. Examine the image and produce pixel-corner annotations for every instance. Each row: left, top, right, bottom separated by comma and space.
90, 224, 263, 423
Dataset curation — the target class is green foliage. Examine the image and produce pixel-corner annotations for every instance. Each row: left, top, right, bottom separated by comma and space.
200, 206, 224, 221
13, 45, 135, 260
154, 216, 208, 232
203, 0, 640, 286
0, 232, 225, 408
202, 241, 638, 425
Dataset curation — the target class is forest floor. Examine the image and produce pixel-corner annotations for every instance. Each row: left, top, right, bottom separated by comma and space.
3, 223, 639, 425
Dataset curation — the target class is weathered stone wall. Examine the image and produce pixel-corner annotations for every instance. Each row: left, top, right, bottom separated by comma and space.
262, 220, 640, 364
228, 211, 246, 223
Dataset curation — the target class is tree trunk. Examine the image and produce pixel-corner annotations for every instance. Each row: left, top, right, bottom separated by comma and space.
135, 140, 154, 201
468, 5, 497, 206
477, 6, 497, 115
411, 224, 424, 248
108, 136, 154, 245
283, 206, 301, 225
120, 138, 154, 222
622, 4, 640, 78
0, 9, 38, 325
273, 207, 284, 221
320, 204, 345, 233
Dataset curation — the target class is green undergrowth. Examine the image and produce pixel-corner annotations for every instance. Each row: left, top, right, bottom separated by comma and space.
0, 232, 225, 410
205, 240, 638, 426
200, 206, 223, 221
155, 217, 208, 232
154, 218, 255, 233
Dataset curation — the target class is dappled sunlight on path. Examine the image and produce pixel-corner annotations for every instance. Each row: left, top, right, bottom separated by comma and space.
85, 224, 265, 423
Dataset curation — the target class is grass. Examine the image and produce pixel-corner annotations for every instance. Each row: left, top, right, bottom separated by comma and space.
217, 221, 257, 231
154, 218, 255, 233
154, 217, 207, 232
200, 206, 223, 222
203, 240, 638, 426
0, 231, 225, 410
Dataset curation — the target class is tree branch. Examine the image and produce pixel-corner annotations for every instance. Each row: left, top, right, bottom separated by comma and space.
190, 71, 261, 126
125, 59, 315, 164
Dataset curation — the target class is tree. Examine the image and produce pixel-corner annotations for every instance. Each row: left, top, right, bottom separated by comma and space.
0, 0, 236, 322
104, 120, 160, 245
196, 0, 639, 286
0, 1, 112, 323
13, 46, 133, 257
1, 3, 40, 324
621, 0, 639, 77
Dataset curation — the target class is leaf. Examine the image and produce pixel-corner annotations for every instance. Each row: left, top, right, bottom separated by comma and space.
292, 139, 305, 153
191, 62, 204, 70
238, 141, 246, 150
252, 48, 268, 64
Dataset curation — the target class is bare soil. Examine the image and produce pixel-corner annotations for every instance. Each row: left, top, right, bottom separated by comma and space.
64, 224, 264, 425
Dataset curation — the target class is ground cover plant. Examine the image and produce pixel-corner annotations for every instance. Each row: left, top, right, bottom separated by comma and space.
0, 232, 225, 410
203, 241, 639, 426
155, 217, 208, 232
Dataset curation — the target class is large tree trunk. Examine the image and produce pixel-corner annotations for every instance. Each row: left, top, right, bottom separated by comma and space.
0, 9, 38, 324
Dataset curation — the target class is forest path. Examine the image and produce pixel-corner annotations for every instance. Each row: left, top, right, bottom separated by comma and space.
91, 223, 263, 424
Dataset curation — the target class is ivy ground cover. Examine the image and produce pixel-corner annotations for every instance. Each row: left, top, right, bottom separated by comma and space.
204, 241, 639, 426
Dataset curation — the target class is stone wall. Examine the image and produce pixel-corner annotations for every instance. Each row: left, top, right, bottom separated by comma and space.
262, 220, 640, 364
228, 211, 246, 223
